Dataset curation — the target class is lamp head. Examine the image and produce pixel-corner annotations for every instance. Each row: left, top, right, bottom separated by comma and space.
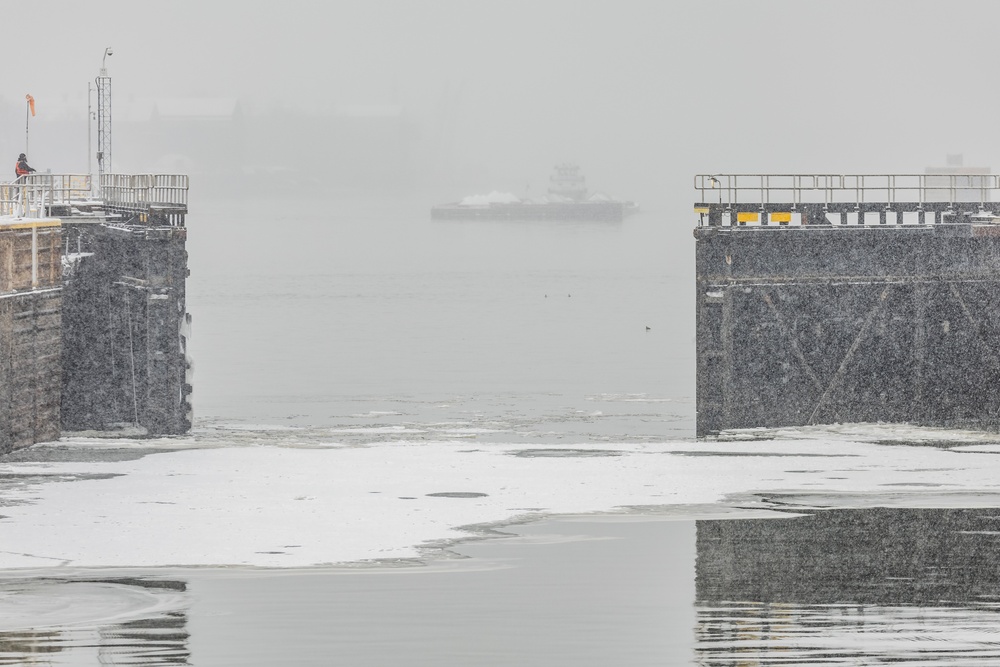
100, 47, 114, 76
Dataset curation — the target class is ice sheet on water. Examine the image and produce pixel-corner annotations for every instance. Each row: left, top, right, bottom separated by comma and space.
2, 422, 1000, 569
0, 578, 186, 631
586, 392, 674, 403
326, 425, 425, 434
208, 423, 306, 432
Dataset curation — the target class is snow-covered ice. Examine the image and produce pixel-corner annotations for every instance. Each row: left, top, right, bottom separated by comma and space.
3, 423, 1000, 569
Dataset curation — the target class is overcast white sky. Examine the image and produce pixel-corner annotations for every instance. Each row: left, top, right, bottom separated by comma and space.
3, 0, 999, 203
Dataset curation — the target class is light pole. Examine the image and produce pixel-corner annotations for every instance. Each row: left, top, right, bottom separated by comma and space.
87, 82, 94, 186
96, 47, 113, 192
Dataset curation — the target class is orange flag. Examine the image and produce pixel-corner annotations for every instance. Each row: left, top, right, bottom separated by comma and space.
25, 94, 35, 116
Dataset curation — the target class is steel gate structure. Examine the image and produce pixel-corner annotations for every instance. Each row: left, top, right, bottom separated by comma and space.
695, 174, 1000, 436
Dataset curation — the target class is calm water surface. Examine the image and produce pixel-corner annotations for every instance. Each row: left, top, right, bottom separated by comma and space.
184, 195, 693, 431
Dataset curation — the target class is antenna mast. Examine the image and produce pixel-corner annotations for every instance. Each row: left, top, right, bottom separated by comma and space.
96, 47, 113, 189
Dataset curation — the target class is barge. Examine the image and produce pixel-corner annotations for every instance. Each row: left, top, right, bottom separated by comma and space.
431, 163, 637, 222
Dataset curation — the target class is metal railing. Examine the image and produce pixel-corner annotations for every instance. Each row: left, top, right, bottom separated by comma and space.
0, 174, 92, 218
695, 174, 998, 207
0, 173, 189, 225
100, 174, 188, 210
26, 173, 93, 203
100, 174, 188, 226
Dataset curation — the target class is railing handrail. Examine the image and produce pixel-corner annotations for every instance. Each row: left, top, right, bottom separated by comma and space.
100, 173, 188, 226
0, 173, 94, 218
100, 173, 189, 207
0, 173, 188, 223
696, 173, 997, 207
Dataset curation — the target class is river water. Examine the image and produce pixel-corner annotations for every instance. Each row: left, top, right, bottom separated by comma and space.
6, 509, 1000, 665
186, 194, 693, 433
4, 193, 1000, 664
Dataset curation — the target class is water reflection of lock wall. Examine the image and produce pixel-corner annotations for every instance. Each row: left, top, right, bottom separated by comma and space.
694, 507, 1000, 665
696, 507, 1000, 605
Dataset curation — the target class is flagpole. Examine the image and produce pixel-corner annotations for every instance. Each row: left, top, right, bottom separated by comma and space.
24, 94, 35, 158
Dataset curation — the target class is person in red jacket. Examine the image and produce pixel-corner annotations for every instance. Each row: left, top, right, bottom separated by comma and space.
15, 153, 35, 180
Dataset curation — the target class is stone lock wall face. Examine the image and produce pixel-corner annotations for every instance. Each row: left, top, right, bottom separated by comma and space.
696, 226, 1000, 436
0, 174, 192, 453
0, 224, 62, 454
0, 219, 191, 453
60, 224, 191, 436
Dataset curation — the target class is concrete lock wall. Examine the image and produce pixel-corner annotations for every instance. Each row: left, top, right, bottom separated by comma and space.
61, 224, 190, 436
695, 225, 1000, 436
0, 223, 63, 454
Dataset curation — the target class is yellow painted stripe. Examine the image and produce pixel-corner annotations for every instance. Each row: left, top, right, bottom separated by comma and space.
736, 212, 759, 223
2, 219, 61, 230
693, 206, 710, 214
770, 212, 791, 223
